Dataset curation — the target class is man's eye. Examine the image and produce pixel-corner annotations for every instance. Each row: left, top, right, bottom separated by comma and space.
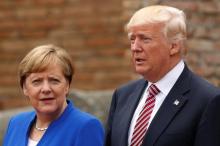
130, 37, 135, 44
142, 37, 151, 43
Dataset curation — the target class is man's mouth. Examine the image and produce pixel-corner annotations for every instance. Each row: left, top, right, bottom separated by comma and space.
135, 58, 145, 64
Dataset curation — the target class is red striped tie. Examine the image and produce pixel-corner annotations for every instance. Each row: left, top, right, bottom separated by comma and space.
130, 84, 160, 146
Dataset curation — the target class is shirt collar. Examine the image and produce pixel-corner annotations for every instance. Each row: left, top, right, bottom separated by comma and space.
148, 60, 185, 96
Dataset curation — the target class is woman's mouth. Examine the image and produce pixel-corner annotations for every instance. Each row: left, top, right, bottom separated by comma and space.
40, 97, 55, 103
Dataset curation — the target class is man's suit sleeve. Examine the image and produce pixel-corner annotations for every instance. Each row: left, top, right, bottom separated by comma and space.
194, 95, 220, 146
105, 90, 118, 146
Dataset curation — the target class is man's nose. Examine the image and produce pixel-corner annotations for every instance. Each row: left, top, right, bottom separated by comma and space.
131, 38, 142, 51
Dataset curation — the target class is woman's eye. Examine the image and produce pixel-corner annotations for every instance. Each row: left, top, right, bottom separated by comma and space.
51, 79, 60, 84
32, 80, 41, 85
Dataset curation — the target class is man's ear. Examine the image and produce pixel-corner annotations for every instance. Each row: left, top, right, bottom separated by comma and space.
170, 41, 181, 56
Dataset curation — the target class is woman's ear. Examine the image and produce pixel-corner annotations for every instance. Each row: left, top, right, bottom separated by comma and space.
64, 83, 70, 96
22, 83, 28, 97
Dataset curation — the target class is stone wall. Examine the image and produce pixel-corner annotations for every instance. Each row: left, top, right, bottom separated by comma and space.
0, 0, 220, 110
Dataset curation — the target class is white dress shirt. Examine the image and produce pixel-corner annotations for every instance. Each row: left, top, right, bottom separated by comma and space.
128, 60, 185, 145
28, 138, 38, 146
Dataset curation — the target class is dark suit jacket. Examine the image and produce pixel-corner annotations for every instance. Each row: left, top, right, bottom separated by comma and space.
105, 65, 220, 146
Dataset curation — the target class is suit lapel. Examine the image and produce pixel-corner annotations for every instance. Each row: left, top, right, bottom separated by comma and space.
142, 66, 192, 146
121, 79, 147, 146
23, 112, 36, 146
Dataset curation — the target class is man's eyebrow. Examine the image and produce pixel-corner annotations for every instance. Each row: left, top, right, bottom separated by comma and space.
128, 33, 133, 38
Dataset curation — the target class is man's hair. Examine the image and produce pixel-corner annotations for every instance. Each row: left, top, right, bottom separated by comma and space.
126, 5, 187, 43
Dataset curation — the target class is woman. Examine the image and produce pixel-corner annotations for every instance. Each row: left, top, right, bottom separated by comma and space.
3, 44, 104, 146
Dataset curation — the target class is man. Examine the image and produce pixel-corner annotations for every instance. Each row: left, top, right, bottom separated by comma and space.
105, 5, 220, 146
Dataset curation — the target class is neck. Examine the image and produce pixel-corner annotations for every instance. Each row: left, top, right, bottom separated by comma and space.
34, 118, 51, 132
34, 101, 68, 130
35, 123, 48, 131
146, 59, 182, 82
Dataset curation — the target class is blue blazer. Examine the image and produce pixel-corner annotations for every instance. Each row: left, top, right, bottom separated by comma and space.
3, 100, 104, 146
105, 65, 220, 146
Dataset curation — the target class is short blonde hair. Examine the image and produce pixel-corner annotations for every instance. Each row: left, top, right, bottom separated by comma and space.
19, 44, 74, 88
126, 5, 187, 42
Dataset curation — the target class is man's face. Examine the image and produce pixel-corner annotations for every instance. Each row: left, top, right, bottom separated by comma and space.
128, 23, 173, 82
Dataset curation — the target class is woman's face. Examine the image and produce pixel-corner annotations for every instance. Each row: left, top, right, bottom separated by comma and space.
23, 63, 69, 117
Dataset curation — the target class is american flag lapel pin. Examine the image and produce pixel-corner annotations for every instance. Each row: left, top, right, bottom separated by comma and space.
173, 99, 180, 106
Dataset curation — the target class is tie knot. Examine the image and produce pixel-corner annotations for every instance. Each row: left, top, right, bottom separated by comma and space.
148, 84, 160, 96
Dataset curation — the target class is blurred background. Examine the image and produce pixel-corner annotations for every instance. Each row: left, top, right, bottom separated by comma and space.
0, 0, 220, 144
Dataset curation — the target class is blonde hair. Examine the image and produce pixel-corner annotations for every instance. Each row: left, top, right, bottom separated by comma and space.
19, 44, 74, 88
126, 5, 187, 43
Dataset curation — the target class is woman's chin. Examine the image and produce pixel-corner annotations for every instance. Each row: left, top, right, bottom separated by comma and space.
36, 107, 58, 115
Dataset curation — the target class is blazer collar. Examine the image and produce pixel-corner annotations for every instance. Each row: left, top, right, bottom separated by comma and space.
22, 111, 36, 146
122, 79, 147, 146
142, 65, 191, 146
37, 100, 73, 145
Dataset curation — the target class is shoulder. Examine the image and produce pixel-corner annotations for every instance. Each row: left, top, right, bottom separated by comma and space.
70, 107, 102, 126
66, 106, 104, 144
3, 111, 35, 145
190, 71, 220, 96
115, 78, 146, 94
181, 65, 220, 96
8, 111, 35, 126
75, 109, 103, 130
68, 109, 104, 146
64, 101, 103, 128
183, 69, 220, 110
118, 78, 145, 89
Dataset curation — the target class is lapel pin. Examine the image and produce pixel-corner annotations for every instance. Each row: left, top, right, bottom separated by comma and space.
173, 99, 180, 106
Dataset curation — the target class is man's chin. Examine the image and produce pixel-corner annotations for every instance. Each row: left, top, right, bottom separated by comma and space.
135, 69, 147, 76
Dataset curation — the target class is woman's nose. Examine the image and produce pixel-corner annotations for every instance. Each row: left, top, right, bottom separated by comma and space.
41, 81, 51, 94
